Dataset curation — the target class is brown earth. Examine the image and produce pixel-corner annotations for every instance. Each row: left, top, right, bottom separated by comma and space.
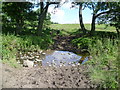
2, 63, 98, 88
52, 35, 78, 52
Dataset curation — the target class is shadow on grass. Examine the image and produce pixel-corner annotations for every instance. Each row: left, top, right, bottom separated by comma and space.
93, 31, 118, 39
69, 29, 118, 39
2, 28, 56, 51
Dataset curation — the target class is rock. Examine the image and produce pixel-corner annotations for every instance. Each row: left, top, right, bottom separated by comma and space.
23, 59, 34, 68
35, 56, 39, 58
36, 59, 42, 62
20, 56, 24, 60
39, 50, 43, 54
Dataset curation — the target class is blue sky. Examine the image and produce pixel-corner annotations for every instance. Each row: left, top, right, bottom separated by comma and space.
48, 2, 93, 24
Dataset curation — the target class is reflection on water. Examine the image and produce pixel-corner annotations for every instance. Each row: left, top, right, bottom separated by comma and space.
41, 51, 89, 67
17, 50, 89, 67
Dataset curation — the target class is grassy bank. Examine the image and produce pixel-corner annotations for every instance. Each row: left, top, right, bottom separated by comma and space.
72, 35, 119, 88
88, 38, 118, 88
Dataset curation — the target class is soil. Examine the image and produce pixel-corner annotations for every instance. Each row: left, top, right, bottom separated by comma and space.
2, 63, 97, 88
52, 35, 78, 52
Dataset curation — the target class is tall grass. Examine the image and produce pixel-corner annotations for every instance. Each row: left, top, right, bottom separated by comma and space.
88, 38, 118, 88
72, 36, 118, 88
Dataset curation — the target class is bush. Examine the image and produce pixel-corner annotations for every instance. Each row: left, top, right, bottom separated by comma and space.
72, 37, 93, 49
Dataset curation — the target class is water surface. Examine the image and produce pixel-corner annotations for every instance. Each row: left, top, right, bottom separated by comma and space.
41, 51, 89, 67
18, 50, 89, 67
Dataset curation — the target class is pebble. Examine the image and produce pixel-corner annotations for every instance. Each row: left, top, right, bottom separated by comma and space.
72, 64, 75, 67
17, 60, 21, 64
60, 64, 62, 67
47, 62, 49, 64
39, 50, 43, 53
77, 63, 80, 65
36, 59, 42, 62
35, 56, 39, 58
20, 57, 24, 59
49, 64, 52, 67
42, 53, 46, 55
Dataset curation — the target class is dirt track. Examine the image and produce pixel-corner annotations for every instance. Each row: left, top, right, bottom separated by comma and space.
2, 63, 98, 88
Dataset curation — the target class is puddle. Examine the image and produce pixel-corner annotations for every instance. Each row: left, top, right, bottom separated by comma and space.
41, 51, 89, 67
17, 50, 89, 67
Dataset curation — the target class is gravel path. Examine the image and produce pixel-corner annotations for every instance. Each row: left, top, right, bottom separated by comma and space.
2, 64, 98, 88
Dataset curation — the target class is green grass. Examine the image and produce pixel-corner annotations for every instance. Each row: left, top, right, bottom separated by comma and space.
50, 24, 116, 35
50, 24, 80, 30
50, 24, 80, 35
2, 31, 54, 67
88, 38, 118, 88
72, 36, 119, 88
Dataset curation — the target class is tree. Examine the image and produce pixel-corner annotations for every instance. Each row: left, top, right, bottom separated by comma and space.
2, 1, 57, 35
43, 13, 52, 28
71, 2, 112, 35
71, 2, 87, 35
2, 2, 34, 34
86, 2, 113, 35
97, 2, 120, 37
72, 2, 117, 36
36, 1, 61, 35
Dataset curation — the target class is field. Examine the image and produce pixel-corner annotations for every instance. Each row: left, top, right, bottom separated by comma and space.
50, 24, 116, 35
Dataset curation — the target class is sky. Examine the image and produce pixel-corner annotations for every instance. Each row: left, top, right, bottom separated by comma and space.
48, 2, 93, 24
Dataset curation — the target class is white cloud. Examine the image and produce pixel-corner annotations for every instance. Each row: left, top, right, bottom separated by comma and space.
48, 6, 65, 24
48, 3, 92, 24
51, 9, 65, 24
62, 2, 72, 9
48, 5, 55, 14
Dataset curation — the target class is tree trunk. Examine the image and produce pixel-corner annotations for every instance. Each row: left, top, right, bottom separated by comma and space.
116, 28, 120, 37
90, 14, 96, 36
90, 10, 112, 36
37, 4, 49, 36
16, 19, 23, 35
79, 3, 86, 35
16, 23, 20, 35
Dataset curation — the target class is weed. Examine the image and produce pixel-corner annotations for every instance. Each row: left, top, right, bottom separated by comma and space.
87, 37, 118, 88
72, 37, 93, 49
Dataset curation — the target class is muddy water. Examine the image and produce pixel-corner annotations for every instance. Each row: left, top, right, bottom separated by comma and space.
41, 50, 89, 67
